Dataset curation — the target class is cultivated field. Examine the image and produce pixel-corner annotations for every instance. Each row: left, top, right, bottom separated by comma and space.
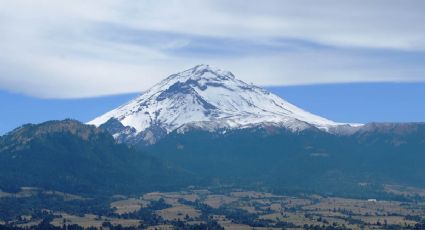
2, 185, 425, 229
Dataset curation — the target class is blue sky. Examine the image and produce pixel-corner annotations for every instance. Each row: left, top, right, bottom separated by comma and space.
0, 0, 424, 133
1, 83, 424, 135
0, 91, 138, 135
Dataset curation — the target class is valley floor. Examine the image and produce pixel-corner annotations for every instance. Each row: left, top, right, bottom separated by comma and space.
2, 185, 425, 229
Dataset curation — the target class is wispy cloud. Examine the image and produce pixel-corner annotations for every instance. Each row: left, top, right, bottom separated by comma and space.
0, 0, 424, 98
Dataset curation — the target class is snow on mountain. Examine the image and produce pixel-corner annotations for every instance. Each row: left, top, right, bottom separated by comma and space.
88, 64, 361, 144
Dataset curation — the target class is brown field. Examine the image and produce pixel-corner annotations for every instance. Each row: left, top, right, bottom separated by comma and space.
50, 213, 141, 228
385, 184, 425, 197
3, 185, 425, 229
303, 197, 415, 216
356, 215, 416, 226
204, 195, 238, 208
146, 224, 174, 230
156, 204, 201, 221
110, 198, 150, 214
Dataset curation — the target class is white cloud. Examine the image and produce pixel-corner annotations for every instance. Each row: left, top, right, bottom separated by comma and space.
0, 0, 424, 98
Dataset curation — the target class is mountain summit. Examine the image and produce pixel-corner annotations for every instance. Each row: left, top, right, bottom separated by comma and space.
88, 65, 358, 144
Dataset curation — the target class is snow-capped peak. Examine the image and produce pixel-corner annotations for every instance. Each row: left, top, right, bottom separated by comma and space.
88, 65, 360, 144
